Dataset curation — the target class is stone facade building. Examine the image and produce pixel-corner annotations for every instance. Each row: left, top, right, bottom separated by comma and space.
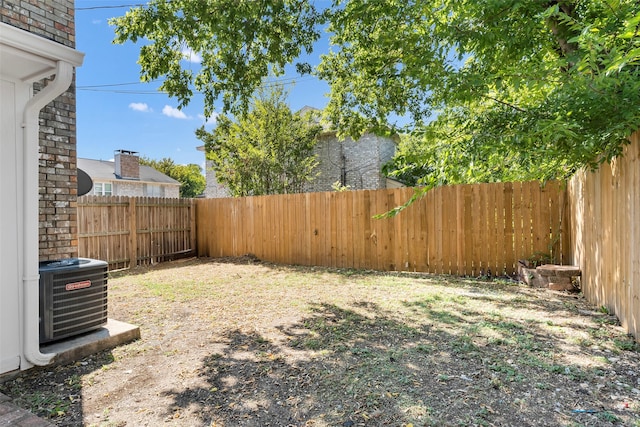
199, 108, 397, 198
197, 145, 232, 198
1, 0, 79, 260
304, 130, 397, 193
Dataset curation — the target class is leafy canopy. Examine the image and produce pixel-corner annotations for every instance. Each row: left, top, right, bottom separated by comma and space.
139, 157, 206, 198
112, 0, 640, 181
111, 0, 323, 120
196, 85, 323, 196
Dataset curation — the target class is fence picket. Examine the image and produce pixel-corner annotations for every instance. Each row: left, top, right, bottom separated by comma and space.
78, 182, 568, 277
503, 183, 515, 275
77, 196, 195, 269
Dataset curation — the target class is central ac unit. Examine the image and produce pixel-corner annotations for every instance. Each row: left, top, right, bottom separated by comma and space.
39, 258, 108, 344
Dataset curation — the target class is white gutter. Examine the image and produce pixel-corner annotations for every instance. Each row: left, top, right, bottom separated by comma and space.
21, 61, 75, 366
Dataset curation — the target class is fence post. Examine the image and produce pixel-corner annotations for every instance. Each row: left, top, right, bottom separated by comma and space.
128, 197, 137, 268
190, 199, 196, 256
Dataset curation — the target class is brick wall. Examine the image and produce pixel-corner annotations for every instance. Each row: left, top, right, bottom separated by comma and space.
1, 0, 79, 260
113, 181, 180, 198
203, 159, 232, 198
305, 132, 397, 192
162, 185, 180, 199
0, 0, 75, 47
115, 151, 141, 179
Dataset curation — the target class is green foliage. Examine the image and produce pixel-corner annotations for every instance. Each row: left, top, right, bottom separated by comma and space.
378, 2, 640, 189
381, 133, 435, 187
139, 157, 175, 176
331, 181, 352, 192
614, 337, 639, 351
527, 252, 554, 268
110, 0, 323, 118
112, 0, 640, 186
171, 164, 207, 198
196, 85, 323, 196
139, 157, 206, 198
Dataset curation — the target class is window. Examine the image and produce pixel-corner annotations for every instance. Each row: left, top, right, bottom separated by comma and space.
145, 184, 162, 197
93, 182, 112, 196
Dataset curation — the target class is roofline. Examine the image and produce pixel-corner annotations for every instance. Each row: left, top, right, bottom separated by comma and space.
92, 178, 181, 187
0, 22, 84, 82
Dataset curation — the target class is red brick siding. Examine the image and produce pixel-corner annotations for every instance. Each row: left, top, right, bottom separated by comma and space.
2, 0, 79, 260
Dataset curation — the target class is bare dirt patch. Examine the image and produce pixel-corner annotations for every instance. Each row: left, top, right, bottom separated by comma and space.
2, 257, 639, 426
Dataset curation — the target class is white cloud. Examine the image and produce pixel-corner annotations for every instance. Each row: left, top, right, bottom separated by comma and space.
129, 102, 151, 112
162, 105, 190, 119
198, 112, 219, 126
92, 19, 101, 25
181, 47, 202, 63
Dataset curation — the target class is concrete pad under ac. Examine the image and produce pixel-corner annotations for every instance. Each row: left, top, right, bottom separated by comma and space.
40, 319, 140, 366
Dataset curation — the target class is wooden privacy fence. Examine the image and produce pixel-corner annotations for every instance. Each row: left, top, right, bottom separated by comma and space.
77, 196, 196, 270
196, 180, 570, 276
569, 131, 640, 340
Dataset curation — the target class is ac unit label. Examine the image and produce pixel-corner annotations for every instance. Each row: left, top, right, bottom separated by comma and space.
65, 280, 92, 291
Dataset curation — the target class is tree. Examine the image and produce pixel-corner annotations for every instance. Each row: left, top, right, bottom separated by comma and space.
195, 86, 322, 196
112, 1, 640, 182
383, 123, 560, 189
111, 0, 323, 119
139, 157, 206, 198
170, 164, 207, 198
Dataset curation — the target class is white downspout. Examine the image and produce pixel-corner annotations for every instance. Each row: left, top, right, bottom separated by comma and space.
22, 61, 74, 366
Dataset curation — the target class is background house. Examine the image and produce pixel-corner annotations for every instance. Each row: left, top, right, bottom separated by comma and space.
199, 107, 398, 198
304, 129, 398, 193
301, 106, 398, 193
79, 150, 181, 198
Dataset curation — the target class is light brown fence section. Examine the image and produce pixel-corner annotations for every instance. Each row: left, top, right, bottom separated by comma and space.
78, 196, 196, 269
569, 131, 640, 340
196, 181, 569, 276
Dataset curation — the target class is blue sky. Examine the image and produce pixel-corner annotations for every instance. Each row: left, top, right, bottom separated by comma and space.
75, 1, 331, 169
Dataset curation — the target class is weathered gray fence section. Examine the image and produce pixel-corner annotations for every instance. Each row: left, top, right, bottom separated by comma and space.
77, 196, 196, 270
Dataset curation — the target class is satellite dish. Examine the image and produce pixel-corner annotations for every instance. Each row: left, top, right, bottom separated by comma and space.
78, 168, 93, 196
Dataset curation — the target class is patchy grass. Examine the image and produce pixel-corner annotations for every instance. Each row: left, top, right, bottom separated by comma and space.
1, 257, 639, 427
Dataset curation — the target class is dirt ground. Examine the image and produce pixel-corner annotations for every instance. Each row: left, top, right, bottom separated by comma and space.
2, 257, 639, 427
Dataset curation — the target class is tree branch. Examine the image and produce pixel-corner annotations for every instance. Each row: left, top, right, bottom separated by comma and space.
482, 95, 527, 112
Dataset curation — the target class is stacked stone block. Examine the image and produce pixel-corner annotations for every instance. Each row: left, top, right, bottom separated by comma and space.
2, 0, 79, 260
519, 262, 581, 291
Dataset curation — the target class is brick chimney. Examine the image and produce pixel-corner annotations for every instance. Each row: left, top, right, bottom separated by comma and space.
114, 149, 140, 180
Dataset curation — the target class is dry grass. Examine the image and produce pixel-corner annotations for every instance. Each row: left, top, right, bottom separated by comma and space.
2, 257, 639, 427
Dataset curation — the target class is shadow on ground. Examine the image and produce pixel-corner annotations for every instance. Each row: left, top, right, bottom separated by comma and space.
0, 350, 116, 426
2, 259, 639, 426
161, 299, 638, 426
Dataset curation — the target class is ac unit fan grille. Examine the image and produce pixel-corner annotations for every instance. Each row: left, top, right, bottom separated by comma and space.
40, 259, 108, 343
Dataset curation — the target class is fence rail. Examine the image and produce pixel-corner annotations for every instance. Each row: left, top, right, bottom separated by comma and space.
195, 180, 569, 276
77, 196, 196, 269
